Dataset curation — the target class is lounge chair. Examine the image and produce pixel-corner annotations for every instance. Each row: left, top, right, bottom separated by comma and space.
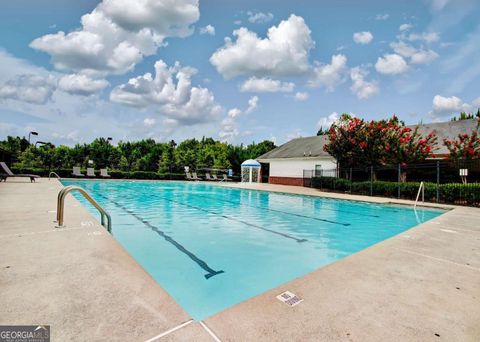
221, 174, 232, 182
192, 172, 202, 181
185, 172, 193, 181
86, 168, 96, 177
211, 174, 219, 181
205, 173, 214, 181
0, 162, 40, 182
72, 166, 85, 177
100, 168, 111, 178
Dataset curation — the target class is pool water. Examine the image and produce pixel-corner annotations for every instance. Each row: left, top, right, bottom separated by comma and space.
61, 180, 444, 320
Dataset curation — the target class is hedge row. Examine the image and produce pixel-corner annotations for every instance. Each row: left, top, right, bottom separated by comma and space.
311, 177, 480, 206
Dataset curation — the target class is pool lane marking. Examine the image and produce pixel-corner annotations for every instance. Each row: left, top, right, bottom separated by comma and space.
144, 320, 194, 342
190, 192, 352, 226
159, 195, 308, 243
215, 188, 382, 219
96, 194, 224, 280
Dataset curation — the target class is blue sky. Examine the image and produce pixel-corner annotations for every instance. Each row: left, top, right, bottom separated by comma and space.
0, 0, 479, 146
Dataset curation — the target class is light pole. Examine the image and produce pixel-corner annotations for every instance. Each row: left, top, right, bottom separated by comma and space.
28, 131, 38, 144
107, 137, 112, 143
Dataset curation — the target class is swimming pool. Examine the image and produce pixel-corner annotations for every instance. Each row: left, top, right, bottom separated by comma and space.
61, 180, 444, 320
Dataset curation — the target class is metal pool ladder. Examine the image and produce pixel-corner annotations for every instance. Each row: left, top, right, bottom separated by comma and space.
414, 181, 425, 208
56, 186, 112, 233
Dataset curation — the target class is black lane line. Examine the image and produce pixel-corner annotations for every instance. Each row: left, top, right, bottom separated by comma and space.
96, 193, 224, 280
154, 194, 307, 243
214, 188, 381, 219
190, 192, 354, 225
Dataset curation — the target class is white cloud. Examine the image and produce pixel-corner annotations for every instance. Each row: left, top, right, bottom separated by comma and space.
58, 74, 109, 95
0, 74, 57, 104
30, 0, 200, 75
247, 11, 274, 24
375, 54, 409, 75
246, 95, 258, 113
294, 92, 309, 101
219, 96, 258, 142
353, 31, 373, 45
432, 95, 471, 116
390, 41, 418, 58
429, 0, 450, 11
350, 66, 379, 99
399, 23, 413, 32
406, 32, 440, 43
110, 59, 222, 125
309, 54, 347, 91
210, 15, 314, 79
317, 112, 339, 129
473, 97, 480, 108
410, 49, 438, 64
200, 24, 215, 36
143, 117, 156, 127
375, 14, 389, 20
240, 77, 294, 93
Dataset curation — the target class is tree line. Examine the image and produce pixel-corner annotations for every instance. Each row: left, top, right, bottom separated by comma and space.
0, 136, 276, 175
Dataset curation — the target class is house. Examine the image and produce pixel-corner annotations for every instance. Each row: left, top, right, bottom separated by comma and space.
257, 135, 336, 186
257, 119, 478, 186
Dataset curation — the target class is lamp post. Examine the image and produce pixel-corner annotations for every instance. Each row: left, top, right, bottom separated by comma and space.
35, 141, 48, 147
28, 131, 38, 144
107, 137, 112, 144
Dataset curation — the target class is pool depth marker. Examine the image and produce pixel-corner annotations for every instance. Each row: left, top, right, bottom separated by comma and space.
96, 193, 224, 280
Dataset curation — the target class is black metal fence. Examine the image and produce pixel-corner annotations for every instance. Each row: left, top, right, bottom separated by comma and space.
303, 159, 480, 206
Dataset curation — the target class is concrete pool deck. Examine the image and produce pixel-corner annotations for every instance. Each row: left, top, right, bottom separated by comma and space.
1, 178, 479, 341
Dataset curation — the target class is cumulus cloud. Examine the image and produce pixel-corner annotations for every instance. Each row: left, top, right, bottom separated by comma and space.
219, 96, 258, 142
200, 24, 215, 35
58, 74, 109, 95
0, 74, 57, 104
246, 95, 258, 113
375, 14, 389, 20
405, 32, 440, 43
247, 11, 274, 24
294, 92, 309, 101
110, 59, 222, 125
30, 0, 200, 75
473, 97, 480, 108
399, 23, 413, 32
240, 77, 294, 93
210, 14, 314, 79
432, 95, 471, 116
353, 31, 373, 44
375, 54, 409, 75
309, 54, 347, 91
350, 66, 379, 99
410, 49, 439, 64
317, 112, 339, 130
143, 117, 156, 127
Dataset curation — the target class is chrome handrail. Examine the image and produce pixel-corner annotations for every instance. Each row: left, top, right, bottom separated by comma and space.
49, 171, 60, 180
414, 181, 425, 208
56, 186, 112, 233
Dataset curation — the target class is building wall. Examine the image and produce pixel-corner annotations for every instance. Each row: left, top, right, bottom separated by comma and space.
268, 158, 336, 178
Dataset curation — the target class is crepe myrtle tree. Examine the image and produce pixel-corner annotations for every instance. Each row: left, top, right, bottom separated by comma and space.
444, 118, 480, 162
324, 114, 437, 181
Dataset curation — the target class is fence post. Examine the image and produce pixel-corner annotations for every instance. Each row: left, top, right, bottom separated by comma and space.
370, 166, 373, 196
397, 163, 401, 199
436, 160, 440, 203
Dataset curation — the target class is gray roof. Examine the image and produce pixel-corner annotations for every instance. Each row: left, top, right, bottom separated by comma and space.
411, 119, 478, 154
257, 135, 331, 160
257, 119, 478, 160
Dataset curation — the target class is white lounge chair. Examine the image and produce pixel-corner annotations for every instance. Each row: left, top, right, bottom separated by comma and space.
72, 166, 84, 177
86, 168, 96, 177
185, 172, 193, 181
100, 168, 111, 178
192, 172, 202, 181
205, 173, 214, 181
221, 174, 232, 182
0, 162, 40, 182
211, 174, 219, 181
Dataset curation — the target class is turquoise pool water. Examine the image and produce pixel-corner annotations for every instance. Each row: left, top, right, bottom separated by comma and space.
61, 180, 444, 320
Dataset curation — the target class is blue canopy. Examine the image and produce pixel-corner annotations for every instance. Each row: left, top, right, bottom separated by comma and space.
241, 159, 261, 167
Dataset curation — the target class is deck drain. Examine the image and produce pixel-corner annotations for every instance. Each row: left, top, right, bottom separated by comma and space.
276, 291, 303, 307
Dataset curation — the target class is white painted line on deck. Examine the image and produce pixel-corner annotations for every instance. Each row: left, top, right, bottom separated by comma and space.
143, 320, 193, 342
199, 321, 222, 342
